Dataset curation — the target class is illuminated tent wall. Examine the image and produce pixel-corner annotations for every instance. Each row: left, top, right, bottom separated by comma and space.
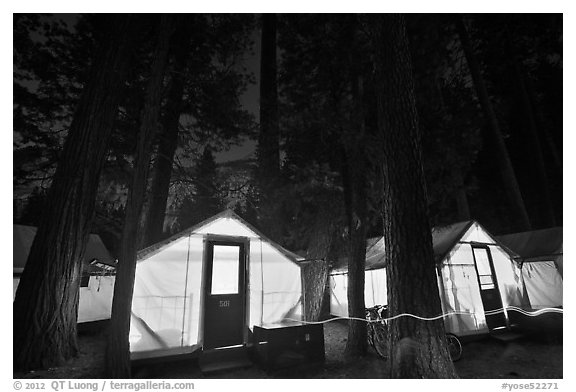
330, 221, 526, 337
330, 237, 388, 317
497, 227, 563, 309
13, 224, 116, 323
129, 210, 304, 360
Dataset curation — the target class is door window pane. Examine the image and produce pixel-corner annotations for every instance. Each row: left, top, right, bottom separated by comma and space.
473, 248, 495, 290
211, 245, 240, 295
473, 248, 492, 276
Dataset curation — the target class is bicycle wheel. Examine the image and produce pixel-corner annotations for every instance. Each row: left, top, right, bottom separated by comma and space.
366, 323, 374, 347
370, 322, 388, 360
446, 333, 462, 362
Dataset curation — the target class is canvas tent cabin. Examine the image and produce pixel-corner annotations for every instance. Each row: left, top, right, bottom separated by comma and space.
129, 210, 305, 361
329, 221, 526, 337
497, 227, 563, 309
13, 224, 116, 324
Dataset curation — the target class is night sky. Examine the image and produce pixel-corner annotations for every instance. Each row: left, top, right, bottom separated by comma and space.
11, 11, 565, 236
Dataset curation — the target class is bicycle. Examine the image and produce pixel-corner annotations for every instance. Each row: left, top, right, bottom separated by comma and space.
365, 305, 463, 362
366, 305, 389, 359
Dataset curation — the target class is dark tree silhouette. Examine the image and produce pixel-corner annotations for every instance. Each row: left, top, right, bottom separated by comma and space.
258, 13, 280, 178
456, 17, 532, 231
106, 15, 174, 378
342, 147, 369, 358
255, 13, 283, 241
140, 15, 255, 247
176, 146, 223, 229
370, 14, 457, 378
13, 15, 136, 372
343, 71, 370, 358
141, 19, 191, 247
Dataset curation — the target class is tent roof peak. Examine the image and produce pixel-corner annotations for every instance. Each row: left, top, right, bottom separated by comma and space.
137, 209, 303, 263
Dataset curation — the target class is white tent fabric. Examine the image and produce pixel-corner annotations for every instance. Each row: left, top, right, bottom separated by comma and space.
556, 250, 563, 278
330, 268, 387, 318
437, 226, 524, 336
521, 261, 563, 308
496, 227, 563, 307
329, 221, 525, 337
13, 224, 115, 324
77, 275, 115, 323
129, 211, 303, 359
437, 243, 489, 336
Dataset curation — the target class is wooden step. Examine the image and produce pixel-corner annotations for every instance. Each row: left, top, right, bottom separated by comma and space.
198, 346, 253, 374
491, 331, 525, 342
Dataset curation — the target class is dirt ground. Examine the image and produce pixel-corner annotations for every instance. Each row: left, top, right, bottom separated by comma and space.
14, 318, 562, 379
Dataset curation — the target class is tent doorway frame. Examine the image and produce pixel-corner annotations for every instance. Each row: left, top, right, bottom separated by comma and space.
470, 243, 507, 330
201, 235, 250, 350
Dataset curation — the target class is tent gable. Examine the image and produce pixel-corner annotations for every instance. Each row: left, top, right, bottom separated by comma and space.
461, 222, 496, 244
431, 221, 474, 263
13, 224, 114, 273
195, 215, 258, 238
138, 210, 303, 264
331, 220, 518, 274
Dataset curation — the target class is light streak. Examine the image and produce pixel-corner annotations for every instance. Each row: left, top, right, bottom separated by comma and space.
286, 306, 563, 325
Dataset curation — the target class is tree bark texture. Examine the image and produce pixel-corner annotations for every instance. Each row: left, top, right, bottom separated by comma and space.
106, 15, 174, 378
456, 17, 532, 231
13, 15, 136, 372
141, 27, 191, 248
302, 261, 329, 322
302, 198, 340, 321
371, 14, 457, 378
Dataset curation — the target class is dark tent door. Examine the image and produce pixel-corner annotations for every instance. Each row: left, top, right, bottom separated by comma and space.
471, 245, 507, 330
203, 240, 246, 349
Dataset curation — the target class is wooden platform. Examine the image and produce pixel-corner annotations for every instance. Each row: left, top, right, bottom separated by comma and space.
198, 346, 253, 374
490, 330, 526, 342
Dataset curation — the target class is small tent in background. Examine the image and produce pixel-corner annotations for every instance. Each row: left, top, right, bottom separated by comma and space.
129, 210, 304, 361
13, 224, 116, 324
497, 227, 563, 309
330, 221, 526, 337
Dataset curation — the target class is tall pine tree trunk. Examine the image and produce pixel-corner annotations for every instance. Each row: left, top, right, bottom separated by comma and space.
302, 198, 339, 321
370, 14, 457, 378
141, 27, 191, 248
407, 15, 472, 223
13, 15, 136, 372
512, 58, 556, 226
343, 72, 368, 358
453, 168, 471, 221
524, 74, 562, 171
106, 15, 173, 378
343, 151, 368, 358
256, 13, 282, 240
456, 17, 532, 231
258, 13, 280, 178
